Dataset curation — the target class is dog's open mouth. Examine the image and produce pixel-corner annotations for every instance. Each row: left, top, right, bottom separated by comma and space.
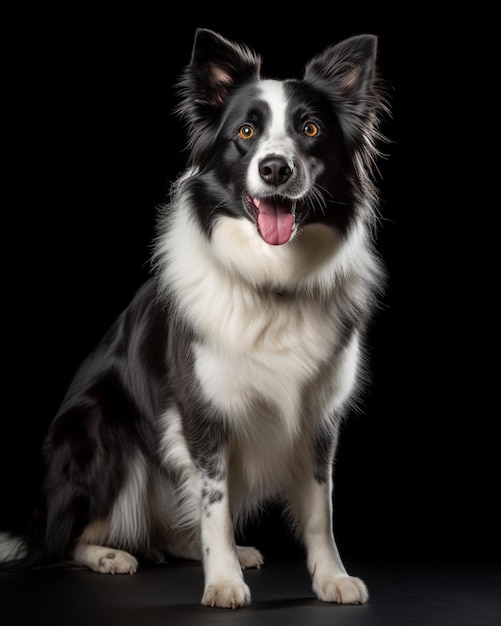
245, 195, 304, 245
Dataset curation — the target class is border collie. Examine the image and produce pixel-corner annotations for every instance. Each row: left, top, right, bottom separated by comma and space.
0, 28, 389, 608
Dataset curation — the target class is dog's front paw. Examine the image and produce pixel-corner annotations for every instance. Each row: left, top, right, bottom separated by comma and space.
236, 545, 264, 569
202, 581, 251, 608
96, 549, 138, 575
313, 575, 368, 604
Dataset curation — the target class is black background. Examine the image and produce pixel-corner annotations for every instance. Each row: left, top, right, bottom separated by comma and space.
2, 8, 496, 567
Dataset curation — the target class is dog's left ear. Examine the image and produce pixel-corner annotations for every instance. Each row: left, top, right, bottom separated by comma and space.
304, 34, 387, 149
304, 34, 378, 103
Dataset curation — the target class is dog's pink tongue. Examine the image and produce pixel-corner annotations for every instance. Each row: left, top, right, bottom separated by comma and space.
255, 198, 294, 245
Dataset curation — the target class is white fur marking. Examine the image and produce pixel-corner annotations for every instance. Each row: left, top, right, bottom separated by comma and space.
108, 454, 151, 549
158, 407, 201, 529
246, 80, 309, 199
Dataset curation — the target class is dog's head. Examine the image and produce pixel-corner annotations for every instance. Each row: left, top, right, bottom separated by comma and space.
175, 29, 388, 247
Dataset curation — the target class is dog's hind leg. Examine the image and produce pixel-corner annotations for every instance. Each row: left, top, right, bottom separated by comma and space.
71, 542, 138, 574
236, 545, 264, 569
162, 530, 263, 570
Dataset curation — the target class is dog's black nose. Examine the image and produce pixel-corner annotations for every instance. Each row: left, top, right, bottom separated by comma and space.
259, 157, 292, 186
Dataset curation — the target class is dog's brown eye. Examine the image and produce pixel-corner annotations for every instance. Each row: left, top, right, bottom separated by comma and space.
303, 122, 320, 137
238, 125, 255, 140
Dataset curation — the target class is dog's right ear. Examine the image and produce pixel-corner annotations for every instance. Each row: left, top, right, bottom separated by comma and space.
189, 29, 261, 105
175, 29, 262, 144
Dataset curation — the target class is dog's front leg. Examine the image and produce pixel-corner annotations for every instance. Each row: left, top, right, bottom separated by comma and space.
199, 457, 251, 609
288, 470, 369, 605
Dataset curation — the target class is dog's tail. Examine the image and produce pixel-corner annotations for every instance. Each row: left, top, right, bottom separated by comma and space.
0, 516, 50, 570
0, 532, 28, 563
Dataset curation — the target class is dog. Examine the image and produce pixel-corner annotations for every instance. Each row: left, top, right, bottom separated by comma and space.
0, 28, 389, 608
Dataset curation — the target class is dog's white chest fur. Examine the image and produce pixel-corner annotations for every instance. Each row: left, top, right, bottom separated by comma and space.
193, 295, 340, 423
194, 320, 359, 497
157, 204, 362, 495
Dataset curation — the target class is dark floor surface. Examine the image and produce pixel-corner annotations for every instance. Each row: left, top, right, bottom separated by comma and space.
1, 556, 500, 625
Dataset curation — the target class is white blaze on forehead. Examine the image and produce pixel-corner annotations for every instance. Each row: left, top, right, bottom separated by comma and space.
246, 78, 307, 199
258, 79, 290, 146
